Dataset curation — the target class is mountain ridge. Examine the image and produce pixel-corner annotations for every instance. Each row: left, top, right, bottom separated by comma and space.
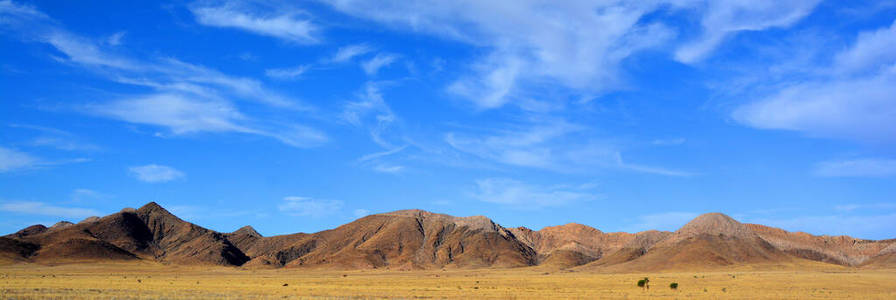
2, 203, 894, 270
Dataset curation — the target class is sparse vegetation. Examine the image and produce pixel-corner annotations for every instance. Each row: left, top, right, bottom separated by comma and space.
637, 277, 649, 289
670, 282, 678, 289
0, 264, 894, 299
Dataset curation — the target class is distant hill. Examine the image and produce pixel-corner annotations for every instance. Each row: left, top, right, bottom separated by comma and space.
2, 202, 894, 270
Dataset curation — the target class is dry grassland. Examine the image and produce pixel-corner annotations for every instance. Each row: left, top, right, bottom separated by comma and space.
1, 262, 894, 299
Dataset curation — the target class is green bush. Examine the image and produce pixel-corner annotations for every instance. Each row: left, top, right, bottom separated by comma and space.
670, 282, 678, 289
637, 277, 649, 288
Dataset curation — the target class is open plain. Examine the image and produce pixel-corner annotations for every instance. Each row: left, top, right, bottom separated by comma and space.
1, 262, 895, 299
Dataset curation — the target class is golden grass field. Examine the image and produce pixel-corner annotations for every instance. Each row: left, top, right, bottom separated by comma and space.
1, 262, 894, 299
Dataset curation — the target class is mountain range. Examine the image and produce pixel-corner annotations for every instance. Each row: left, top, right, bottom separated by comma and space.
2, 202, 894, 271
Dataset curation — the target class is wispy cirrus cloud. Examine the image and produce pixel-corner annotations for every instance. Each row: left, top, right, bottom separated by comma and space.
813, 158, 896, 178
652, 138, 686, 146
278, 196, 343, 217
0, 0, 326, 148
0, 201, 100, 219
265, 65, 309, 80
70, 188, 109, 202
0, 146, 39, 172
190, 3, 319, 44
470, 178, 599, 208
321, 1, 821, 109
330, 44, 372, 63
674, 0, 821, 63
129, 164, 185, 183
323, 0, 676, 109
361, 53, 397, 75
733, 20, 896, 143
10, 123, 101, 152
444, 118, 693, 176
341, 82, 398, 148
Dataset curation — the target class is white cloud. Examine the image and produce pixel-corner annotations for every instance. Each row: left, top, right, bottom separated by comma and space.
358, 145, 407, 162
128, 164, 185, 183
361, 53, 397, 75
87, 93, 326, 148
372, 164, 404, 173
733, 20, 896, 142
0, 146, 38, 172
10, 123, 100, 152
341, 83, 397, 148
813, 158, 896, 178
190, 4, 318, 43
278, 196, 343, 217
265, 65, 309, 80
1, 1, 326, 148
330, 44, 372, 63
614, 153, 695, 177
0, 0, 47, 21
444, 119, 692, 176
674, 0, 820, 63
651, 138, 686, 146
323, 0, 674, 109
733, 68, 896, 141
835, 203, 896, 212
90, 94, 251, 135
470, 178, 598, 208
445, 119, 586, 169
70, 189, 103, 202
833, 20, 896, 74
106, 31, 125, 46
625, 212, 699, 232
29, 136, 100, 151
0, 201, 100, 219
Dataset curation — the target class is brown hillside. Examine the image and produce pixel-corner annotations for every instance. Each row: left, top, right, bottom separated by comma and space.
861, 243, 896, 268
1, 202, 249, 266
591, 213, 790, 271
241, 209, 536, 269
11, 225, 47, 238
582, 230, 672, 268
0, 237, 39, 262
133, 202, 249, 265
747, 224, 893, 266
3, 203, 894, 271
509, 223, 646, 268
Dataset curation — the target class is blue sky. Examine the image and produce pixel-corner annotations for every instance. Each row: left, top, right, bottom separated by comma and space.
1, 0, 895, 239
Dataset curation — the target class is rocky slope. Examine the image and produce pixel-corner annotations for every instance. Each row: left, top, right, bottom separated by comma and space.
2, 203, 894, 270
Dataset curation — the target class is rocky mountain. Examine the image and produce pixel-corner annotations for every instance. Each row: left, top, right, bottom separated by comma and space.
243, 209, 536, 269
2, 203, 894, 270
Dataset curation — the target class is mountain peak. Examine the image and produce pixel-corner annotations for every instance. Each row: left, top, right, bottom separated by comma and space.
136, 202, 176, 218
233, 225, 261, 237
49, 221, 74, 230
378, 209, 501, 232
138, 201, 164, 211
541, 223, 603, 234
676, 212, 753, 239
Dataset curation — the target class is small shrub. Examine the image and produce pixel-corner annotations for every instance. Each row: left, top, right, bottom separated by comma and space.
637, 279, 646, 287
670, 282, 678, 289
